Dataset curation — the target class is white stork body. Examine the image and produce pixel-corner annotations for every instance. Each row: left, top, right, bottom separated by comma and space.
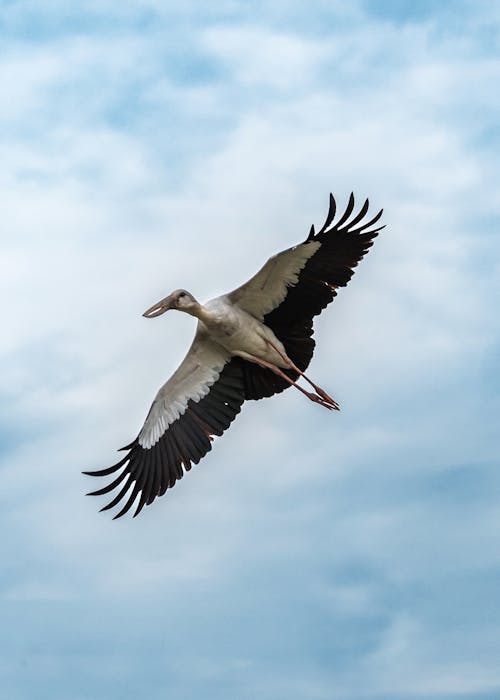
200, 298, 290, 367
136, 301, 291, 451
85, 194, 384, 518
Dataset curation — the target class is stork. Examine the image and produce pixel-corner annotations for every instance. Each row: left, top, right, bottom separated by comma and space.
84, 193, 384, 518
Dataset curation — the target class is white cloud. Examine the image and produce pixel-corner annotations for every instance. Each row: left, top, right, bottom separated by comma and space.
1, 3, 500, 698
202, 26, 329, 89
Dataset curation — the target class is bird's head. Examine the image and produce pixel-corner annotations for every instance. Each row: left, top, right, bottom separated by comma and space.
143, 289, 199, 318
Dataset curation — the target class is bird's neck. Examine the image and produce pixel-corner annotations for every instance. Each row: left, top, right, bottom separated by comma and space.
186, 302, 211, 322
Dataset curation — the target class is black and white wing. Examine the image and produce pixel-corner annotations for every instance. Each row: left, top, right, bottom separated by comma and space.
85, 194, 383, 517
84, 331, 245, 519
229, 193, 383, 322
228, 194, 384, 399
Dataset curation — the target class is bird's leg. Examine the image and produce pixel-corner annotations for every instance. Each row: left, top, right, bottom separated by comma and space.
242, 353, 336, 410
265, 340, 340, 410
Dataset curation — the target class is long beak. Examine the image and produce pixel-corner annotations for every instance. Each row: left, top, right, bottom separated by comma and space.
143, 294, 174, 318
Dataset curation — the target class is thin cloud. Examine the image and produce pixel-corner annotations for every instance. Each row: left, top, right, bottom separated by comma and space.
1, 2, 500, 699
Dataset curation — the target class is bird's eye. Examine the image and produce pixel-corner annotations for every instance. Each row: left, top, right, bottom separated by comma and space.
178, 292, 186, 299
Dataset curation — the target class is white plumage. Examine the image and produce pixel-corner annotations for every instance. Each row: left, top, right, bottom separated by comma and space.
139, 336, 229, 449
84, 193, 384, 518
228, 239, 321, 319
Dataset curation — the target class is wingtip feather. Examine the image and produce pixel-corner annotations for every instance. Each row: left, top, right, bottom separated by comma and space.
318, 193, 337, 234
119, 439, 137, 451
83, 467, 117, 478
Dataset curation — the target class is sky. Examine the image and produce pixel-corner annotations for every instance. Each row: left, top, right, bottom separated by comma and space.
1, 1, 499, 698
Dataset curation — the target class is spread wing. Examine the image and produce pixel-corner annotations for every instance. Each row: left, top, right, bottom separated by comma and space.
84, 331, 245, 519
228, 193, 384, 324
228, 194, 384, 400
85, 194, 384, 517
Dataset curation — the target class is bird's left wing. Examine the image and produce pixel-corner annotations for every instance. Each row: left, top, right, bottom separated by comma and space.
226, 194, 384, 401
84, 331, 245, 518
227, 193, 384, 322
227, 240, 321, 320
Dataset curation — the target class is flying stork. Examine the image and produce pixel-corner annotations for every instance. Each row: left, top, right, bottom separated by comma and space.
84, 193, 384, 518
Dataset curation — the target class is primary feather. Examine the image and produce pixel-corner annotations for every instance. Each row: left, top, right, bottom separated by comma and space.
84, 193, 384, 518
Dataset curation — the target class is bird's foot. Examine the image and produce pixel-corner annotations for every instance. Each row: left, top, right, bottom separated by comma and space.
307, 391, 339, 411
312, 385, 340, 410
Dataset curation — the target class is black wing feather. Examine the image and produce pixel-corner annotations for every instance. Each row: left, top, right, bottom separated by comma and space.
85, 360, 246, 518
265, 193, 383, 328
85, 193, 383, 516
243, 194, 383, 400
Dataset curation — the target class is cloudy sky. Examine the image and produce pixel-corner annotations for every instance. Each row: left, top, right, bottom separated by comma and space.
1, 1, 499, 698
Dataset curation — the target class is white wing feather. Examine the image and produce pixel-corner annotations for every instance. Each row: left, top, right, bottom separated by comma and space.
138, 331, 230, 449
227, 240, 320, 320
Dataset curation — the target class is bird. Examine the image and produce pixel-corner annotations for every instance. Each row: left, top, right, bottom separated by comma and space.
84, 193, 384, 519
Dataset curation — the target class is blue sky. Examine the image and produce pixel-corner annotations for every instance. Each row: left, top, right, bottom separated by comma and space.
1, 1, 500, 698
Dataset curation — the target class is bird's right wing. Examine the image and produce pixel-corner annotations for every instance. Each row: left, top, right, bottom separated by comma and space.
84, 330, 246, 519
